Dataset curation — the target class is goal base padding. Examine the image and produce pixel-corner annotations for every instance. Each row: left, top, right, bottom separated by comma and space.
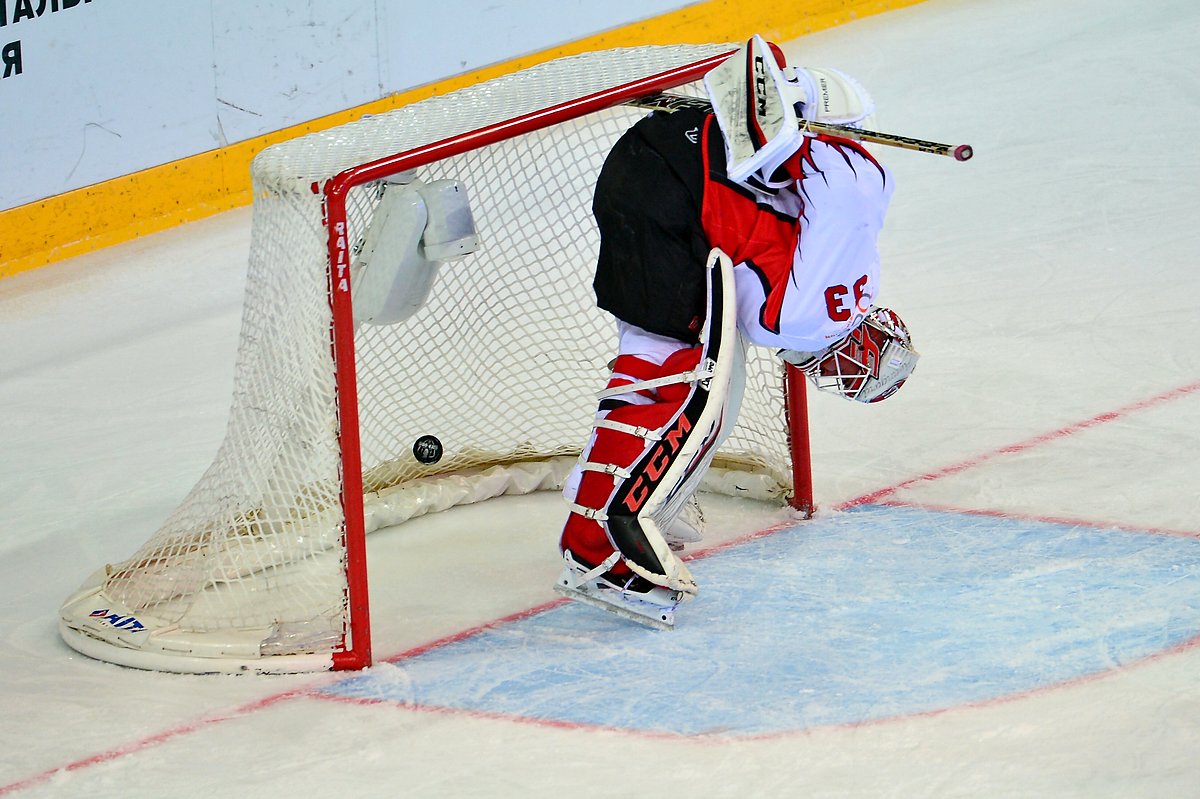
58, 582, 340, 675
57, 457, 789, 674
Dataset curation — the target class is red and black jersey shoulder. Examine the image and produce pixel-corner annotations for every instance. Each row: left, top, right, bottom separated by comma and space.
698, 117, 801, 334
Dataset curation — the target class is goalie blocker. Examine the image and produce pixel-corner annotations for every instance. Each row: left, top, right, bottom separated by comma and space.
557, 248, 744, 626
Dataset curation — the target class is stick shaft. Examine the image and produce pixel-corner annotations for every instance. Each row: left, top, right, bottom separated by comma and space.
625, 92, 973, 162
803, 118, 973, 161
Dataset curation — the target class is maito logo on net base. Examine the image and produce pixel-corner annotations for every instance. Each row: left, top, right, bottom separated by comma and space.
89, 609, 147, 633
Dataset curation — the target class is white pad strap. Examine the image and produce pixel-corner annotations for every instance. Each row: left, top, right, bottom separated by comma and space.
565, 551, 621, 588
595, 364, 717, 401
577, 462, 633, 480
567, 502, 608, 523
592, 418, 662, 441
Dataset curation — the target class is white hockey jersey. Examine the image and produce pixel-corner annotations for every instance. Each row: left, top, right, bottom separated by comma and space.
721, 136, 894, 354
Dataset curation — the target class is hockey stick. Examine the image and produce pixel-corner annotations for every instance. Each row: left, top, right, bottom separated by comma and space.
626, 92, 974, 162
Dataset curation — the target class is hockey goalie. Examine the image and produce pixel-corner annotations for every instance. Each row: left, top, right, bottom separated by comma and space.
555, 35, 920, 628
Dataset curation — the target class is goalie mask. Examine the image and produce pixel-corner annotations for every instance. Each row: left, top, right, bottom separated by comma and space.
796, 307, 918, 403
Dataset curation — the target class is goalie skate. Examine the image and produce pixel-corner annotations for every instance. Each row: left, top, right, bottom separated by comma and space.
554, 550, 686, 630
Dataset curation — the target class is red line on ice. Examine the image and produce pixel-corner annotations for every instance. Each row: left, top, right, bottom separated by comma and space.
0, 691, 305, 796
876, 499, 1200, 540
839, 379, 1200, 510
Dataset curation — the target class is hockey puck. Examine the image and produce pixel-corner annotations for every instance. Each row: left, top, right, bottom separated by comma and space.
412, 435, 444, 465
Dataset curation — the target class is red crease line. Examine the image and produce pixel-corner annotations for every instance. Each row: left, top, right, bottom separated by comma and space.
838, 379, 1200, 509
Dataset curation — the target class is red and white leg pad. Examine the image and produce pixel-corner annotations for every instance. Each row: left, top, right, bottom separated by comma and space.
557, 249, 744, 622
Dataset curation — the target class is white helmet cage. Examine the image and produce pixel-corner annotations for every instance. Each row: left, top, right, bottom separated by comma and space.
801, 307, 918, 403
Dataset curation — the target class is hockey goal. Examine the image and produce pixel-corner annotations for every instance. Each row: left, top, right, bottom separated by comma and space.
58, 44, 813, 674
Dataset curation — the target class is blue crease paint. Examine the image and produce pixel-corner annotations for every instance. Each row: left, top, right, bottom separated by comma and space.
324, 506, 1200, 736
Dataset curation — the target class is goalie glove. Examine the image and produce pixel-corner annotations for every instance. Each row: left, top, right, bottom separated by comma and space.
705, 35, 878, 189
784, 66, 876, 129
781, 307, 918, 403
704, 34, 804, 187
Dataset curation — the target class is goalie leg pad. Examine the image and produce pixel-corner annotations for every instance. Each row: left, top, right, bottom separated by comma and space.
560, 249, 743, 595
561, 346, 705, 592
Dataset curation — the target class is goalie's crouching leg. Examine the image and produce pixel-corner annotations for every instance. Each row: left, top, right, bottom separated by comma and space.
557, 248, 743, 627
557, 347, 703, 627
561, 345, 702, 572
559, 339, 744, 626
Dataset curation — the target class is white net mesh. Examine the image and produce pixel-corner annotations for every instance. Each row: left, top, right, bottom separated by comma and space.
60, 45, 798, 670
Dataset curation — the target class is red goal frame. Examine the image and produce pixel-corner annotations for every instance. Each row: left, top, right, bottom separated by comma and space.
321, 52, 813, 670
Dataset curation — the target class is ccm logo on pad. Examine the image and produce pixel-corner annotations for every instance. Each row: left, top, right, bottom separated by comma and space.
621, 414, 693, 513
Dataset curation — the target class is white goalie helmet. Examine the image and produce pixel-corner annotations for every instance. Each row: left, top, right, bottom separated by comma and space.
789, 307, 919, 403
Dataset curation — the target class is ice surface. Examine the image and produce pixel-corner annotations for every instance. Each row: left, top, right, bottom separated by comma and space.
2, 0, 1200, 795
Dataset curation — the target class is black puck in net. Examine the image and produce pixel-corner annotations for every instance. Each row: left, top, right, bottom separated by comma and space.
412, 434, 444, 465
